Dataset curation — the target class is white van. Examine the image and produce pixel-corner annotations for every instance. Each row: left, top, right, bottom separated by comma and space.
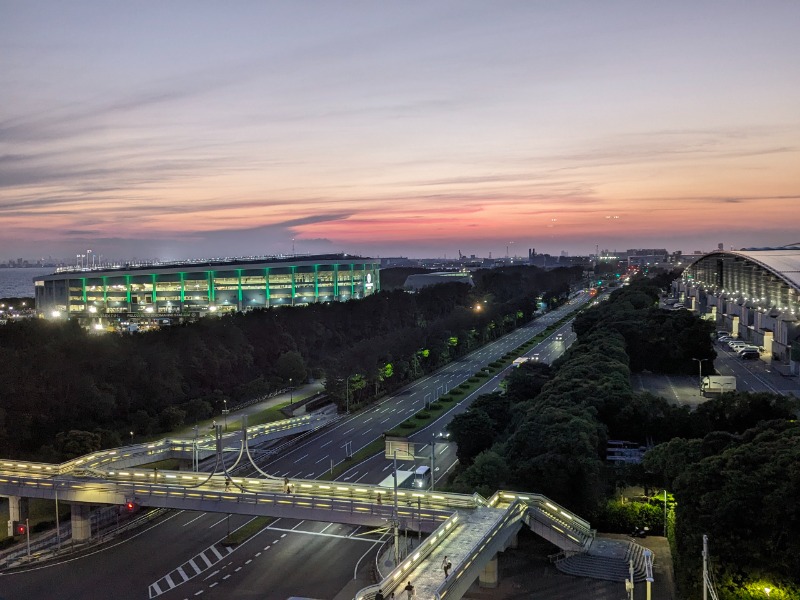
414, 466, 431, 489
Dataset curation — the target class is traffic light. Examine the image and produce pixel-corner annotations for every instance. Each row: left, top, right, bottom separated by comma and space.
13, 521, 27, 536
124, 501, 138, 512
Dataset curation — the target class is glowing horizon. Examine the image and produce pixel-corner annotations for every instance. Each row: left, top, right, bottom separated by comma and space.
2, 2, 799, 261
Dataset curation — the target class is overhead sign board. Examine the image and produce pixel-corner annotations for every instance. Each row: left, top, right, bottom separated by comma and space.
384, 435, 414, 461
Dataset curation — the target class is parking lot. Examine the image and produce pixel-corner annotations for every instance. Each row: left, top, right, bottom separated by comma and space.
631, 339, 800, 408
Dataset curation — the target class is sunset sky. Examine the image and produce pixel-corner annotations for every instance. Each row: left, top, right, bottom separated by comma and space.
2, 1, 799, 262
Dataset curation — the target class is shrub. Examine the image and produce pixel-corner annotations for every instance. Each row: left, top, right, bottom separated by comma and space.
450, 389, 464, 396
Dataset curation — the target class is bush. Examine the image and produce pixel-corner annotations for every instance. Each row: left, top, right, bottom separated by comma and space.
450, 389, 464, 396
415, 411, 430, 420
468, 377, 479, 383
439, 395, 454, 402
429, 402, 443, 410
593, 500, 663, 533
474, 372, 489, 378
399, 422, 415, 429
459, 383, 470, 390
489, 361, 502, 368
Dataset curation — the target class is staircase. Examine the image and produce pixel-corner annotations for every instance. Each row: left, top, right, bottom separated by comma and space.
554, 537, 650, 582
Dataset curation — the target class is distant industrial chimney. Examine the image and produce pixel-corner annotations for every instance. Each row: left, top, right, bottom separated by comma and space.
717, 242, 724, 251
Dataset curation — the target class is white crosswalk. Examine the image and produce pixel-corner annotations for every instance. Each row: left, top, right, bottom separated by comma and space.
148, 543, 234, 598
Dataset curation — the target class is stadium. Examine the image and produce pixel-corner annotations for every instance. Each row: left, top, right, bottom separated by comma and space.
673, 244, 800, 373
34, 254, 380, 323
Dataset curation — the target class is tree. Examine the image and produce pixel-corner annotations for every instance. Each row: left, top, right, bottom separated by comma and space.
447, 410, 497, 466
275, 351, 307, 384
55, 430, 101, 459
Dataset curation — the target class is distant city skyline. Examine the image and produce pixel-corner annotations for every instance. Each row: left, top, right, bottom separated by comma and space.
2, 2, 799, 261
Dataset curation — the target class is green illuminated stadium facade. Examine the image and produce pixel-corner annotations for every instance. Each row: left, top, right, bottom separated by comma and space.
35, 254, 380, 320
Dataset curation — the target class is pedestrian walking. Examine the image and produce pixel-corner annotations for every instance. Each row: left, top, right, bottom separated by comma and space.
284, 477, 291, 494
442, 555, 451, 579
374, 589, 384, 600
377, 493, 382, 505
225, 477, 231, 492
404, 580, 414, 600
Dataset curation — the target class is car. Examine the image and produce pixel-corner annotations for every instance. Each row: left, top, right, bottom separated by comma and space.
737, 346, 760, 355
729, 342, 748, 351
555, 333, 564, 341
437, 431, 451, 439
531, 353, 540, 361
718, 336, 734, 343
740, 350, 759, 360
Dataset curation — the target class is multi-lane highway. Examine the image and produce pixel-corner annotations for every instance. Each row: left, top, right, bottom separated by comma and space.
0, 294, 590, 600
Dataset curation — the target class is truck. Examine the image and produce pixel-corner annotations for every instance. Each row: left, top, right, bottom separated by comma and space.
378, 470, 415, 490
701, 375, 736, 396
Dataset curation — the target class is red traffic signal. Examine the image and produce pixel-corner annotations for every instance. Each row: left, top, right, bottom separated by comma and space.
14, 522, 27, 536
125, 501, 138, 512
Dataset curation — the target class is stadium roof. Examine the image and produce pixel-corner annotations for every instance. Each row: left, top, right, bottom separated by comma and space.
701, 245, 800, 292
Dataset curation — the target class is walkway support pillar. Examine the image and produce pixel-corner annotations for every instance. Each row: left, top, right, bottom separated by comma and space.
479, 554, 499, 588
71, 503, 92, 542
6, 496, 29, 536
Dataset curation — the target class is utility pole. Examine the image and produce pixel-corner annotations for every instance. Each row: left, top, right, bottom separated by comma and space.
393, 450, 399, 565
703, 535, 709, 600
430, 439, 435, 492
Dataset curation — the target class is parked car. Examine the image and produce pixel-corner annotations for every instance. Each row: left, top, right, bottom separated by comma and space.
737, 346, 760, 355
728, 341, 748, 349
740, 350, 760, 360
718, 336, 734, 343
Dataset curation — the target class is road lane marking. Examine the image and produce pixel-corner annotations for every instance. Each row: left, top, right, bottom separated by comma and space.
182, 514, 205, 527
320, 440, 332, 448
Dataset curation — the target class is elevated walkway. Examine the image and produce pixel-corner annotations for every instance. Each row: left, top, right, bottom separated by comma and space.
1, 421, 610, 600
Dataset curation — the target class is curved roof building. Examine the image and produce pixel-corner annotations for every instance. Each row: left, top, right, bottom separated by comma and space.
35, 254, 379, 324
674, 244, 800, 370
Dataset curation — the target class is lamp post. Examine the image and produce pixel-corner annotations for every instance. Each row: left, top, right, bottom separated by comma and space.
289, 378, 293, 405
222, 399, 229, 432
193, 425, 199, 471
345, 376, 349, 414
691, 358, 709, 389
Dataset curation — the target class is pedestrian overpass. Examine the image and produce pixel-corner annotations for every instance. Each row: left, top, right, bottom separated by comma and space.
0, 419, 595, 600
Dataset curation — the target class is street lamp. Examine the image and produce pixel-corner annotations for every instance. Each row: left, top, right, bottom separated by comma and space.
193, 425, 199, 471
222, 399, 229, 432
691, 358, 709, 388
289, 378, 293, 405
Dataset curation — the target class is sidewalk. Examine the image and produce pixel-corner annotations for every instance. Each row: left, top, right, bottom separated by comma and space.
171, 380, 326, 439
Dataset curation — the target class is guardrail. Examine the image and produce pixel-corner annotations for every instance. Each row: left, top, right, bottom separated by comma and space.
487, 490, 593, 536
354, 512, 461, 600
